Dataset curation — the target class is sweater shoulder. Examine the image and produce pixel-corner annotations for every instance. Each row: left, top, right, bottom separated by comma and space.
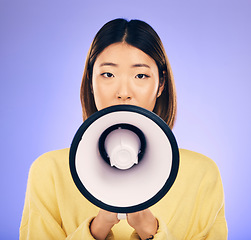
33, 148, 69, 164
29, 148, 70, 176
179, 148, 221, 177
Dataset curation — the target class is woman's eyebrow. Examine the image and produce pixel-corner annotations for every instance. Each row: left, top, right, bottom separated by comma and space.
99, 62, 118, 67
131, 63, 150, 68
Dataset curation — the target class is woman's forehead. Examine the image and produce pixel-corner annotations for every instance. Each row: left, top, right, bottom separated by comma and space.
94, 43, 157, 69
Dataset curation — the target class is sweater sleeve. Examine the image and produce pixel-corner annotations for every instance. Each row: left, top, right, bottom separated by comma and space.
185, 157, 228, 240
19, 154, 114, 240
130, 217, 177, 240
199, 164, 228, 240
204, 204, 227, 240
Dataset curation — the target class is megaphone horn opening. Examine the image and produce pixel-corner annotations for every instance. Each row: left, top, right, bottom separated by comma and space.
98, 124, 146, 170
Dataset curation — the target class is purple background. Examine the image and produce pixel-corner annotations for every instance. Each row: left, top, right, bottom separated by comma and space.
1, 1, 250, 239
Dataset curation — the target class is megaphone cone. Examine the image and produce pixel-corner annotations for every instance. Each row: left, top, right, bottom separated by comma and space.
69, 105, 179, 214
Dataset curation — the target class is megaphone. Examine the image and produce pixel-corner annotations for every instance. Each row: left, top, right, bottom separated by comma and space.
69, 105, 179, 216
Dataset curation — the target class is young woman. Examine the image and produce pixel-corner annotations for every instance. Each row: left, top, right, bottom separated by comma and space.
20, 18, 227, 240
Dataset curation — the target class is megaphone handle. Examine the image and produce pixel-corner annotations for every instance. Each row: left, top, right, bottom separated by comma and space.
117, 213, 127, 220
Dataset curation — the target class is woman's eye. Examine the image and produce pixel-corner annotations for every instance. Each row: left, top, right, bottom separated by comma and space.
136, 74, 149, 79
101, 72, 114, 78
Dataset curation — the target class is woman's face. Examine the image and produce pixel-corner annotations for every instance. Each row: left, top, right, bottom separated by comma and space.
92, 42, 163, 111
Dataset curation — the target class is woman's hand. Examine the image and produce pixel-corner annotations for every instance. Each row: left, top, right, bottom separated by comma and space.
90, 208, 157, 240
127, 209, 158, 239
90, 209, 120, 240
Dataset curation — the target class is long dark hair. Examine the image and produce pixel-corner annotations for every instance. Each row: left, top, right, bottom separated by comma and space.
80, 18, 177, 129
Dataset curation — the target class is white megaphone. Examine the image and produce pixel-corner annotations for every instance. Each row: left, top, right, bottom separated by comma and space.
69, 105, 179, 218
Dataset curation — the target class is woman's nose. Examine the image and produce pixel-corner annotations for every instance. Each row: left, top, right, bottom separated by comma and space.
116, 81, 132, 101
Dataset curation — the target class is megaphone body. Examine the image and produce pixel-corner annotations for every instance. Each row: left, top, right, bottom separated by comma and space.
69, 105, 179, 216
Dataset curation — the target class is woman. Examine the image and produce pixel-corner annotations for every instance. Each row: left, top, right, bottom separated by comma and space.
20, 18, 227, 239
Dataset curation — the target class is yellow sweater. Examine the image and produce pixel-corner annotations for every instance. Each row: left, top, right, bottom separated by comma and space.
20, 148, 227, 239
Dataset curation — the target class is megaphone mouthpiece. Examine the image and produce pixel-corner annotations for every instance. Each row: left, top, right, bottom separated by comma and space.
99, 123, 146, 170
105, 128, 140, 170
